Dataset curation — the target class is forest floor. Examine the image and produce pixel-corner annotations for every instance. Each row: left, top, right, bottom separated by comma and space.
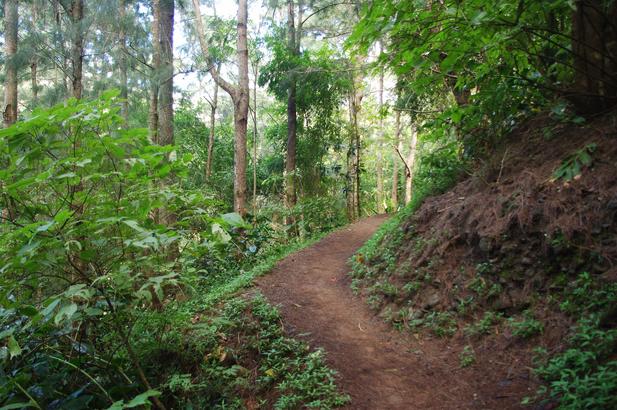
257, 215, 532, 410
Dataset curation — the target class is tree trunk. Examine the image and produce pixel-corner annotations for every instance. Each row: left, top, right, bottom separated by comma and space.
391, 110, 401, 210
71, 0, 84, 99
158, 0, 174, 145
3, 0, 18, 127
149, 0, 161, 142
404, 124, 418, 205
285, 0, 298, 220
234, 0, 250, 216
204, 2, 219, 181
570, 0, 617, 113
347, 68, 363, 221
347, 92, 361, 221
206, 78, 218, 180
192, 0, 249, 215
30, 2, 39, 106
119, 0, 129, 125
31, 62, 38, 105
252, 60, 259, 217
1, 0, 18, 223
376, 55, 385, 214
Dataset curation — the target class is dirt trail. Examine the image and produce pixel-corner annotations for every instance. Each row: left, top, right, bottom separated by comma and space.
257, 216, 528, 410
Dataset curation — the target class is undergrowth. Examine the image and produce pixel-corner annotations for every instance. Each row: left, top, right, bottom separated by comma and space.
526, 275, 617, 409
348, 124, 616, 408
135, 293, 349, 409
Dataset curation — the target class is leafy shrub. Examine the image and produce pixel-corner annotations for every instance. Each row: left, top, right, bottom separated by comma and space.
459, 345, 476, 368
552, 143, 596, 182
0, 93, 222, 408
164, 295, 350, 409
508, 311, 543, 339
424, 311, 457, 338
526, 273, 617, 408
465, 311, 503, 336
533, 315, 617, 409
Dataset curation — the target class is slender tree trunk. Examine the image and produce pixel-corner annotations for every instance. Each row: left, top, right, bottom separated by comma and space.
30, 2, 39, 106
2, 0, 18, 223
376, 53, 385, 214
149, 0, 161, 142
31, 62, 38, 105
347, 88, 361, 221
3, 0, 18, 127
404, 124, 418, 205
206, 79, 218, 180
252, 61, 259, 217
205, 3, 220, 181
391, 109, 401, 210
192, 0, 249, 215
285, 0, 298, 221
119, 0, 129, 125
234, 0, 250, 215
347, 69, 362, 220
353, 101, 361, 218
71, 0, 84, 99
158, 0, 174, 145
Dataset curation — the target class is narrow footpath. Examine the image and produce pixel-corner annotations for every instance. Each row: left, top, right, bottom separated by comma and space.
257, 216, 528, 409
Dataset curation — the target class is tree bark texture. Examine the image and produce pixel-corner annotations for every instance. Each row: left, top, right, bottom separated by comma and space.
404, 124, 418, 205
149, 0, 161, 142
376, 58, 385, 214
71, 0, 84, 99
234, 0, 250, 216
206, 78, 219, 180
158, 0, 174, 145
3, 0, 19, 127
119, 0, 129, 125
285, 0, 298, 218
391, 110, 401, 211
192, 0, 249, 215
570, 0, 617, 112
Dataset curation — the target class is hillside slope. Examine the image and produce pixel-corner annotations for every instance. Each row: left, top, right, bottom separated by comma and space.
351, 110, 617, 408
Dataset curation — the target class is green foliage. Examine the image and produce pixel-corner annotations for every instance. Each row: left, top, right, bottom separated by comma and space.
552, 143, 597, 182
559, 272, 617, 315
0, 93, 345, 409
0, 92, 215, 408
423, 311, 457, 338
459, 345, 476, 368
532, 316, 617, 409
465, 311, 503, 336
522, 273, 617, 408
508, 311, 544, 339
144, 294, 350, 409
348, 0, 580, 156
259, 28, 351, 208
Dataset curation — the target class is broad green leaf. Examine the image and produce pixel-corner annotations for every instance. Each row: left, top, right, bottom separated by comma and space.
125, 390, 161, 408
0, 403, 35, 410
7, 335, 21, 358
212, 223, 231, 243
54, 303, 78, 325
41, 298, 61, 318
106, 401, 124, 410
221, 212, 248, 228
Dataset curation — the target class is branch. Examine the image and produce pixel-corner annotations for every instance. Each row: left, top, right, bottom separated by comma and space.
299, 1, 355, 29
191, 0, 238, 100
393, 144, 411, 176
